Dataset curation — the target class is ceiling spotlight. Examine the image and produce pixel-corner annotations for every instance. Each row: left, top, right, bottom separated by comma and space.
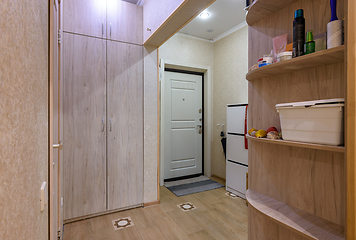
200, 12, 210, 19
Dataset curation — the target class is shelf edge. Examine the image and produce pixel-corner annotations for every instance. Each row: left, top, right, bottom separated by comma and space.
246, 190, 345, 240
246, 135, 345, 153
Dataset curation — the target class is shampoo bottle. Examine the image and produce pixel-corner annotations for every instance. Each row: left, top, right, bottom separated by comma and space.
305, 31, 315, 54
293, 9, 305, 57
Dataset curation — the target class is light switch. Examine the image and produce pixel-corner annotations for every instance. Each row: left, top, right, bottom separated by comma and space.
40, 182, 47, 212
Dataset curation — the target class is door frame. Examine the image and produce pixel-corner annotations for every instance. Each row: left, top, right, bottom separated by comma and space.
159, 59, 212, 186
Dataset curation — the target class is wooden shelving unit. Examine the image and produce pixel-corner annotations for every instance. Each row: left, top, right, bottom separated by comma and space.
246, 0, 347, 239
246, 190, 345, 240
246, 134, 345, 153
246, 0, 299, 25
246, 45, 345, 81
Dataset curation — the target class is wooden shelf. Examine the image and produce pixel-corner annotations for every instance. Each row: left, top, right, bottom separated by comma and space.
246, 134, 345, 153
246, 190, 345, 240
246, 0, 299, 25
246, 45, 345, 81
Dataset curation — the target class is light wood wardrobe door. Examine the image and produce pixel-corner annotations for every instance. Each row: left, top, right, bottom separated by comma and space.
107, 41, 143, 210
63, 33, 107, 220
63, 0, 106, 38
107, 0, 143, 44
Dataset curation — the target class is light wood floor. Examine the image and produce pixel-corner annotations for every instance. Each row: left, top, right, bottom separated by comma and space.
63, 177, 248, 240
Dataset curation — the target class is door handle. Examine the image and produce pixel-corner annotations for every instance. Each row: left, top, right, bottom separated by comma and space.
110, 119, 112, 132
110, 23, 112, 36
53, 141, 63, 151
102, 119, 105, 132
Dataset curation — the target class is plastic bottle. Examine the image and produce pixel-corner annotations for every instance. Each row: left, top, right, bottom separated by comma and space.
293, 9, 305, 58
304, 30, 315, 54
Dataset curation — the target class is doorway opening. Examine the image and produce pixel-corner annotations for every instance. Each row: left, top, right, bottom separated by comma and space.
159, 60, 212, 186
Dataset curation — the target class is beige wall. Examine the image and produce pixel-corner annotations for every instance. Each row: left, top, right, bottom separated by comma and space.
143, 0, 184, 42
159, 33, 214, 67
159, 27, 248, 180
212, 26, 248, 178
144, 45, 159, 203
0, 0, 49, 239
159, 33, 214, 181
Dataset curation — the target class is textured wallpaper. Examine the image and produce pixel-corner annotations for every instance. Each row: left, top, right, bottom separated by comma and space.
0, 0, 49, 239
159, 33, 214, 67
144, 45, 159, 203
212, 26, 248, 179
159, 29, 248, 180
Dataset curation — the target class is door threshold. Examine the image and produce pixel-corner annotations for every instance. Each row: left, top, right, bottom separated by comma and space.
164, 173, 203, 183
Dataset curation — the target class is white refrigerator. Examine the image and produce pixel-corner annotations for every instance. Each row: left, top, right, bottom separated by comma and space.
226, 104, 248, 199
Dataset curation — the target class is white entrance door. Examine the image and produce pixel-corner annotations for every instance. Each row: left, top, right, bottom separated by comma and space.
163, 71, 203, 180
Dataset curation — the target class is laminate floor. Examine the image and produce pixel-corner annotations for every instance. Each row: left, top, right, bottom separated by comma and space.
63, 177, 248, 240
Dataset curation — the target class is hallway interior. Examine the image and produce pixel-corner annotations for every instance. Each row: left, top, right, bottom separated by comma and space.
63, 177, 248, 240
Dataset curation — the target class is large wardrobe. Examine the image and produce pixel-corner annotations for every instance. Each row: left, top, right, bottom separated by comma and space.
62, 0, 143, 221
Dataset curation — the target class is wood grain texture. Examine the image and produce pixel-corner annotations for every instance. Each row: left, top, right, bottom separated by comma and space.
63, 33, 107, 220
248, 206, 279, 240
143, 0, 216, 47
63, 0, 106, 38
107, 1, 143, 45
246, 0, 299, 25
248, 0, 345, 67
50, 0, 60, 238
249, 141, 345, 226
247, 190, 345, 239
64, 181, 248, 240
346, 0, 356, 238
247, 1, 347, 238
246, 134, 345, 153
143, 0, 184, 42
246, 45, 345, 81
248, 63, 345, 132
107, 41, 144, 210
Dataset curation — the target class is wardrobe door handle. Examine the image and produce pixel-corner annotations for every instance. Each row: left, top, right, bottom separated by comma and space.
102, 119, 105, 132
102, 22, 104, 35
110, 23, 112, 36
110, 119, 112, 132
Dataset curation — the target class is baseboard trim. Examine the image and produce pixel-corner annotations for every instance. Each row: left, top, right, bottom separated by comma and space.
226, 186, 246, 200
63, 204, 142, 224
143, 200, 160, 207
212, 174, 226, 182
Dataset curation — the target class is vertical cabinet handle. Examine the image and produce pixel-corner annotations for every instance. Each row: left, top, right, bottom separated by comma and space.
102, 119, 105, 132
110, 119, 112, 132
110, 23, 112, 36
102, 22, 104, 35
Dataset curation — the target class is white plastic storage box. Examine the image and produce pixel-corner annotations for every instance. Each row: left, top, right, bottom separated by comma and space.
275, 98, 344, 145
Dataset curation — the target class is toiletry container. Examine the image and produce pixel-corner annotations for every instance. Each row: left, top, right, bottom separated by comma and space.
293, 9, 305, 57
276, 98, 344, 145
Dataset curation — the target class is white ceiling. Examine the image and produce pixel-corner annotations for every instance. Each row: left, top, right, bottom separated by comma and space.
179, 0, 247, 41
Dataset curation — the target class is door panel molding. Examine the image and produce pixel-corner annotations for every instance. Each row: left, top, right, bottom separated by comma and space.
160, 59, 212, 185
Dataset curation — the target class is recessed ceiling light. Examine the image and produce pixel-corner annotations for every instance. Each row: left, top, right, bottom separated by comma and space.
200, 12, 210, 19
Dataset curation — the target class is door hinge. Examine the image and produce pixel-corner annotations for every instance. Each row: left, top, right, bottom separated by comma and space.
58, 29, 62, 44
57, 229, 61, 240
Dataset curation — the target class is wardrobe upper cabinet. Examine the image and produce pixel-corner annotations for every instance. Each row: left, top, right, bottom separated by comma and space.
107, 1, 143, 44
63, 33, 107, 220
63, 0, 106, 38
107, 40, 143, 210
